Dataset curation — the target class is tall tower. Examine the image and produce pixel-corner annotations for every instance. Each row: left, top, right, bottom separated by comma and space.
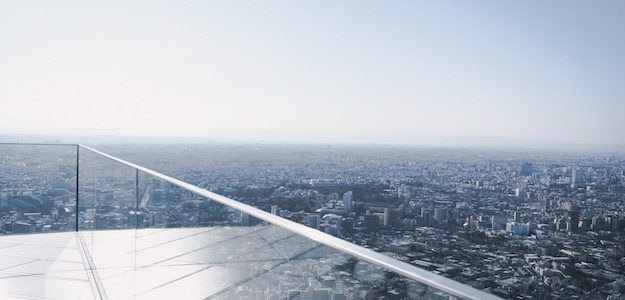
342, 191, 353, 211
569, 206, 580, 231
421, 208, 432, 227
383, 208, 390, 226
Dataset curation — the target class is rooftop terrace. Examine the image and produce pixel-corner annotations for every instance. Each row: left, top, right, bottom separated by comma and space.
0, 143, 501, 300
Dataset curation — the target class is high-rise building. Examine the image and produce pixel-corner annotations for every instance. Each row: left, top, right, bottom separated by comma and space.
303, 214, 320, 230
491, 215, 507, 230
342, 191, 353, 211
383, 208, 390, 226
434, 207, 449, 223
363, 213, 379, 231
421, 209, 432, 227
506, 222, 530, 235
569, 207, 580, 231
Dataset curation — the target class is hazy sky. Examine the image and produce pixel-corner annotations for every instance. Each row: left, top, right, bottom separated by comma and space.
1, 1, 624, 145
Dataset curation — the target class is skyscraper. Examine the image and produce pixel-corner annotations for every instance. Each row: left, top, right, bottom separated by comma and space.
383, 208, 390, 226
421, 208, 432, 227
342, 191, 353, 211
571, 167, 577, 188
569, 207, 580, 231
434, 207, 449, 223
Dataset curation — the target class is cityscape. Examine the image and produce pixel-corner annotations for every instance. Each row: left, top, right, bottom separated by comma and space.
2, 0, 624, 299
1, 143, 624, 299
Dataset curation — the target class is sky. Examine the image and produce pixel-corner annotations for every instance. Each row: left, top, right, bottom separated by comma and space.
1, 1, 624, 146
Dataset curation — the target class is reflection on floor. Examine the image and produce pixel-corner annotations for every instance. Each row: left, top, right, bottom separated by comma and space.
0, 232, 93, 300
85, 225, 339, 299
0, 226, 353, 299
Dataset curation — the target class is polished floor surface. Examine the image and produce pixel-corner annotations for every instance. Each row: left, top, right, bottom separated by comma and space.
0, 231, 93, 299
0, 226, 347, 299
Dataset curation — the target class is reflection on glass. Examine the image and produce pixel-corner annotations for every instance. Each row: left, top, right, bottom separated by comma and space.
1, 145, 474, 299
80, 169, 459, 299
0, 144, 77, 235
138, 172, 256, 229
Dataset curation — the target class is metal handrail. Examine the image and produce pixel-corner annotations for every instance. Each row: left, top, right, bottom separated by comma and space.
78, 144, 501, 300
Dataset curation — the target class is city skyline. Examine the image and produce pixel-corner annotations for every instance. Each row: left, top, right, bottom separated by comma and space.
1, 142, 624, 299
1, 1, 624, 146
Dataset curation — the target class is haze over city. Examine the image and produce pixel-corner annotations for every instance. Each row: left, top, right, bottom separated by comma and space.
2, 2, 625, 299
1, 1, 624, 147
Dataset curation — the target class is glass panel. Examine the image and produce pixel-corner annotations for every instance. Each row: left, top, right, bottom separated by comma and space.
77, 147, 137, 271
137, 173, 250, 229
77, 146, 96, 262
0, 144, 77, 235
0, 145, 483, 299
81, 169, 460, 299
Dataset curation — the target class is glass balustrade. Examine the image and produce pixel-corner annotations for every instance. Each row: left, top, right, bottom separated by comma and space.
0, 143, 77, 234
0, 143, 500, 300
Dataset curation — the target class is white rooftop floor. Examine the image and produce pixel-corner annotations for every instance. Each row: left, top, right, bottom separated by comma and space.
0, 226, 347, 300
0, 231, 93, 300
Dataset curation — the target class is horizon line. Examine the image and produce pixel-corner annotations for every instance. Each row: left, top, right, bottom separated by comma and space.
1, 133, 624, 153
